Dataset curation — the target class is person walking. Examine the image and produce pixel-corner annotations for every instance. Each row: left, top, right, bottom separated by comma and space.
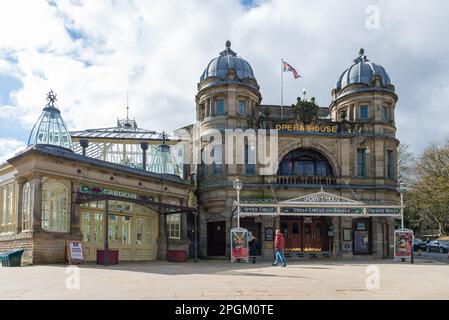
249, 236, 260, 264
273, 229, 287, 267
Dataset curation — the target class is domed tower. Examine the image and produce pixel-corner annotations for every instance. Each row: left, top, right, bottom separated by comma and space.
330, 48, 397, 127
330, 48, 399, 192
196, 40, 262, 131
28, 90, 73, 151
195, 41, 262, 258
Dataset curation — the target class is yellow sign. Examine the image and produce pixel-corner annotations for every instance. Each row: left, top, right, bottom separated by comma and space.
275, 124, 338, 133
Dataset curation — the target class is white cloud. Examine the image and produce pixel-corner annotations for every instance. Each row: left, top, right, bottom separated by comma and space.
0, 0, 448, 158
0, 138, 26, 164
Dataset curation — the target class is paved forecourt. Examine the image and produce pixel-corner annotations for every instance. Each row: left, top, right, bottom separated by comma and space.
0, 259, 448, 300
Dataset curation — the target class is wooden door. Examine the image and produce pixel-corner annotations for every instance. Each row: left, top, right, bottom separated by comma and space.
290, 221, 301, 250
313, 220, 324, 250
81, 210, 104, 261
240, 218, 262, 255
207, 221, 226, 256
303, 219, 313, 250
134, 214, 157, 261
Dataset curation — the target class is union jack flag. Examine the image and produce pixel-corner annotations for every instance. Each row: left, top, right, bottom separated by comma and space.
282, 60, 301, 79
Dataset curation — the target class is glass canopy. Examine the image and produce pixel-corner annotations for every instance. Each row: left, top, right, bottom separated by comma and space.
149, 143, 181, 176
28, 91, 73, 150
71, 119, 184, 177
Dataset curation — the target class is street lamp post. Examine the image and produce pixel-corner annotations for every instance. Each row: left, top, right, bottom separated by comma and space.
233, 178, 243, 228
399, 182, 406, 230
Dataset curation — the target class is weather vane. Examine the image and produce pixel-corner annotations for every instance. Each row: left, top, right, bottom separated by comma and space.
46, 90, 57, 108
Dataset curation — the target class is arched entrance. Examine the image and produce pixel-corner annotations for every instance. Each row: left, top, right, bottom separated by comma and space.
278, 148, 334, 177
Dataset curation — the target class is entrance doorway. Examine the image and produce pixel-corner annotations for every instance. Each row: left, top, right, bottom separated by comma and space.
207, 221, 226, 256
240, 217, 262, 255
352, 218, 372, 255
80, 200, 158, 261
280, 217, 328, 252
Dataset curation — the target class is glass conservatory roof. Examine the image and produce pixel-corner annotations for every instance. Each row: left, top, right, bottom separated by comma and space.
28, 91, 73, 150
149, 143, 181, 176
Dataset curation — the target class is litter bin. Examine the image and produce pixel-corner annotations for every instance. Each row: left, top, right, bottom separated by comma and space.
0, 249, 25, 267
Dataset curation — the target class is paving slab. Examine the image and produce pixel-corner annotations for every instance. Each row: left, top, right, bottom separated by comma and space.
0, 259, 448, 299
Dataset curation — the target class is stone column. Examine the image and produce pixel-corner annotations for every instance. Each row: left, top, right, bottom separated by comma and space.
15, 178, 27, 234
70, 181, 82, 239
140, 142, 148, 171
341, 217, 353, 259
80, 139, 89, 156
332, 217, 341, 258
157, 198, 167, 260
181, 200, 188, 240
30, 175, 43, 232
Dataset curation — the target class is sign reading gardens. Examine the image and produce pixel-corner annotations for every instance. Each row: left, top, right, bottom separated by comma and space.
80, 185, 139, 200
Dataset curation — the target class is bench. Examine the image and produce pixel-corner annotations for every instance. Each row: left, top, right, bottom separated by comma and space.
0, 249, 25, 267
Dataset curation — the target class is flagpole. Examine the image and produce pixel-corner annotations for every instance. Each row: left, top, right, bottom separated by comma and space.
281, 58, 284, 118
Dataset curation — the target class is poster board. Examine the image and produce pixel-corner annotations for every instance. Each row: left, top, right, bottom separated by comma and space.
66, 240, 85, 264
264, 227, 274, 241
394, 229, 414, 262
230, 227, 249, 263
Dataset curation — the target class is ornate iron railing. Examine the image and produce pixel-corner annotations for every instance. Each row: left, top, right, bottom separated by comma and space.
276, 175, 337, 186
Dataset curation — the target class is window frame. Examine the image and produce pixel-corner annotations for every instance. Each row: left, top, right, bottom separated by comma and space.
357, 148, 367, 177
239, 100, 247, 116
41, 180, 70, 233
382, 106, 389, 122
215, 99, 225, 115
386, 149, 394, 178
166, 213, 181, 240
22, 182, 34, 232
359, 105, 369, 120
0, 182, 15, 233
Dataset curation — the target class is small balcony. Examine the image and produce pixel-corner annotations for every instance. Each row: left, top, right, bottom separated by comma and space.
276, 175, 337, 186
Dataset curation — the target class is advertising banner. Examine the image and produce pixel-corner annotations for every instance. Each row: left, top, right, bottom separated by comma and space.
230, 227, 249, 263
394, 229, 414, 262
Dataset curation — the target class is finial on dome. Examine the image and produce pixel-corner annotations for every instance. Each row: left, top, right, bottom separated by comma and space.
46, 90, 57, 108
220, 40, 237, 57
359, 48, 365, 56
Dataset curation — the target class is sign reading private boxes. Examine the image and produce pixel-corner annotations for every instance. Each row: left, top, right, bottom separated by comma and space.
66, 241, 85, 264
230, 227, 249, 263
394, 229, 414, 262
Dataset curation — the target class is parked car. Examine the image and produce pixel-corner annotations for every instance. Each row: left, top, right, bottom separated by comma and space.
413, 238, 427, 252
426, 240, 449, 253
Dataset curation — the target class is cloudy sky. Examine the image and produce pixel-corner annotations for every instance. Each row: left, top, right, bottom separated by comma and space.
1, 0, 448, 163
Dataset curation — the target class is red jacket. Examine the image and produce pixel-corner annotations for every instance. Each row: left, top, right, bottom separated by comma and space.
274, 233, 285, 251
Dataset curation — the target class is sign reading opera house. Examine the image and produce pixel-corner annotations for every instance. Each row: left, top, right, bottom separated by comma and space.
0, 44, 401, 264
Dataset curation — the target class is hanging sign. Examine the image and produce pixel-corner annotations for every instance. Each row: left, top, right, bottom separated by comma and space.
230, 227, 249, 263
394, 229, 414, 262
66, 240, 85, 264
80, 185, 153, 202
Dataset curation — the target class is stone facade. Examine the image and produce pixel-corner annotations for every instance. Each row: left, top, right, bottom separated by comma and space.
0, 146, 193, 265
189, 44, 400, 260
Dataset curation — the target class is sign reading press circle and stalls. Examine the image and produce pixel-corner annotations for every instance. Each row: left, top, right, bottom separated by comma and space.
240, 206, 401, 216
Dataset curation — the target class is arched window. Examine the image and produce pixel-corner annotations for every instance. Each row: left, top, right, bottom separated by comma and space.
41, 180, 70, 232
278, 149, 334, 177
22, 182, 34, 231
